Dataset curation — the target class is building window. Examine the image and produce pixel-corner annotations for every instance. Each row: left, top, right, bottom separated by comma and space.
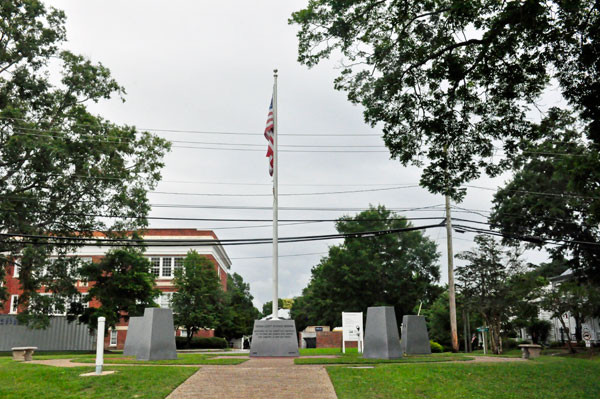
159, 292, 173, 309
9, 295, 18, 314
180, 329, 188, 337
37, 293, 66, 316
162, 257, 172, 278
148, 257, 188, 279
13, 264, 20, 278
110, 330, 118, 347
150, 257, 160, 277
174, 257, 184, 274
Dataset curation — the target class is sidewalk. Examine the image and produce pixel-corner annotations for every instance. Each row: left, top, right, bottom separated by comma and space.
166, 358, 337, 399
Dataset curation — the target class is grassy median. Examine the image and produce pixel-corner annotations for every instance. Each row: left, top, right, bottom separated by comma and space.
0, 357, 197, 399
328, 356, 600, 399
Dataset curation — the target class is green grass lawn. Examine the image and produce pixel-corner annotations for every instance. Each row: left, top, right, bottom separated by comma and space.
72, 353, 247, 365
0, 357, 196, 399
328, 356, 600, 399
295, 349, 473, 365
299, 347, 358, 356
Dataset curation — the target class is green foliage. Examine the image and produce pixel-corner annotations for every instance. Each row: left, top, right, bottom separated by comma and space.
217, 273, 260, 340
171, 251, 224, 347
527, 319, 552, 345
0, 1, 170, 315
430, 340, 444, 353
290, 1, 599, 199
539, 280, 600, 353
456, 235, 545, 354
174, 336, 228, 350
291, 205, 441, 331
491, 110, 600, 285
75, 247, 160, 330
420, 292, 451, 348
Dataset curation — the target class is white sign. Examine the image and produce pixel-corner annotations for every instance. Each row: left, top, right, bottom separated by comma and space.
342, 312, 363, 353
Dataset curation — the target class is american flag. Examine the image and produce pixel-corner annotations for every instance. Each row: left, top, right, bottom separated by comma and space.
264, 98, 274, 176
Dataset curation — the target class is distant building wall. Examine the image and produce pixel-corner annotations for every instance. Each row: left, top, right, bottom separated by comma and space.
0, 315, 94, 351
316, 331, 357, 348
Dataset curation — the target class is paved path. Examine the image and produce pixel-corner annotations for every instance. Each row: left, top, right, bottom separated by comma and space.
167, 358, 337, 399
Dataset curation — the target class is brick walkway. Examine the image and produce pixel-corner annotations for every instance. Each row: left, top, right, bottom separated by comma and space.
166, 358, 337, 399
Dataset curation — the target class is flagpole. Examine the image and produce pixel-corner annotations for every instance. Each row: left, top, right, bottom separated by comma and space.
272, 69, 279, 320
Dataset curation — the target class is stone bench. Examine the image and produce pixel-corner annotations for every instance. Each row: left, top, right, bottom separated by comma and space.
518, 344, 542, 359
11, 346, 38, 361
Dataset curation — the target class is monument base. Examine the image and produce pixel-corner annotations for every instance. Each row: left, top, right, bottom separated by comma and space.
250, 319, 299, 357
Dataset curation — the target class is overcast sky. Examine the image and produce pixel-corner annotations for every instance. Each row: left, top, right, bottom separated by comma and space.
47, 0, 551, 308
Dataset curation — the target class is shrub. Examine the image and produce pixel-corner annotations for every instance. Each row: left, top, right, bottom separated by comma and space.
175, 336, 228, 349
547, 341, 564, 348
503, 338, 518, 350
430, 340, 444, 353
527, 319, 552, 344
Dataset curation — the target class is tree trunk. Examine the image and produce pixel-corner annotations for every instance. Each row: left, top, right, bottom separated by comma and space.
574, 315, 583, 342
558, 317, 576, 354
186, 327, 193, 349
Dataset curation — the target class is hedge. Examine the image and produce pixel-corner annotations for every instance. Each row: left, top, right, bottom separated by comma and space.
175, 336, 228, 349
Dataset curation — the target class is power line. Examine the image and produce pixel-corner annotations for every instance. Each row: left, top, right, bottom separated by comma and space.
0, 222, 445, 247
0, 117, 382, 137
7, 128, 386, 148
148, 185, 420, 197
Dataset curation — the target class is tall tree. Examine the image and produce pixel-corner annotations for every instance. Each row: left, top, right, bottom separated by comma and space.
491, 109, 600, 285
171, 251, 224, 348
290, 1, 599, 198
291, 206, 441, 330
540, 280, 600, 353
217, 273, 260, 340
0, 1, 170, 319
456, 235, 543, 354
75, 247, 160, 330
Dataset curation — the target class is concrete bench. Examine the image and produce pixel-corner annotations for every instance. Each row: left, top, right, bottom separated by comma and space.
11, 346, 38, 361
518, 344, 542, 359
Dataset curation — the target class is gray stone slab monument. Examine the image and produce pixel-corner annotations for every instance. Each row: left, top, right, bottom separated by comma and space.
125, 308, 177, 361
363, 306, 402, 359
250, 319, 299, 357
401, 315, 431, 355
122, 316, 142, 357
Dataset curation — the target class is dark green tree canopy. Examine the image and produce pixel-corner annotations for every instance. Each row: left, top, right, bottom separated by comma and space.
171, 251, 224, 347
0, 1, 170, 308
456, 235, 543, 354
217, 273, 260, 340
290, 1, 599, 198
76, 247, 160, 330
490, 109, 600, 285
291, 205, 440, 329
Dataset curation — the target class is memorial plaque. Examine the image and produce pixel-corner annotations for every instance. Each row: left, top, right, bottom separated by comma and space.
250, 319, 299, 357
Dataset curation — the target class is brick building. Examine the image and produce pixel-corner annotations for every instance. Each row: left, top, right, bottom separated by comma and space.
1, 229, 231, 350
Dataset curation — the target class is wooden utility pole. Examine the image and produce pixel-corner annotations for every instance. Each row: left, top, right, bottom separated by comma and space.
446, 194, 459, 352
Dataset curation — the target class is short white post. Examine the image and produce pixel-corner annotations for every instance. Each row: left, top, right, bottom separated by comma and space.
482, 330, 487, 355
95, 317, 105, 375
